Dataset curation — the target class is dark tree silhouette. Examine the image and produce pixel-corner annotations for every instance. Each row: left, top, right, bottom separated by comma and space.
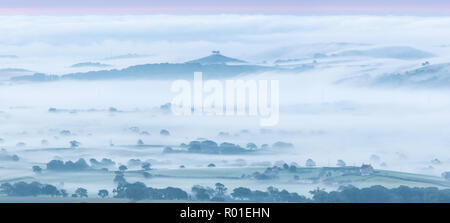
75, 188, 88, 198
32, 166, 42, 174
119, 165, 128, 172
141, 162, 151, 171
231, 187, 252, 200
98, 189, 109, 198
70, 140, 81, 148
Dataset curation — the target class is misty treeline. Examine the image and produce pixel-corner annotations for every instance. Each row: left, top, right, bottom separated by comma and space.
3, 178, 450, 203
0, 181, 69, 197
310, 185, 450, 203
163, 139, 293, 154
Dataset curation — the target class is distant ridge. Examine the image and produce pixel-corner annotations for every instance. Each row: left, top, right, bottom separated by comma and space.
331, 46, 433, 60
103, 53, 150, 60
0, 68, 30, 73
10, 51, 314, 82
337, 62, 450, 88
71, 62, 112, 68
0, 55, 18, 59
186, 51, 246, 65
0, 68, 33, 81
11, 63, 278, 82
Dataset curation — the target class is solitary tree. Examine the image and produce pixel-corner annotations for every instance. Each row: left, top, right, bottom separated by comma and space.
75, 187, 88, 198
70, 140, 81, 148
160, 129, 170, 136
114, 172, 127, 185
119, 165, 128, 172
32, 166, 42, 174
442, 172, 450, 181
305, 159, 316, 167
246, 143, 257, 150
98, 189, 109, 198
60, 189, 68, 197
141, 162, 151, 171
215, 183, 227, 197
337, 160, 346, 167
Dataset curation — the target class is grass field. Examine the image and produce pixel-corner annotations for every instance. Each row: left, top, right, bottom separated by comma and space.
3, 165, 449, 200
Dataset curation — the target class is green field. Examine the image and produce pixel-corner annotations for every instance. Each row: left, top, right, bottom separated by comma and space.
3, 165, 449, 200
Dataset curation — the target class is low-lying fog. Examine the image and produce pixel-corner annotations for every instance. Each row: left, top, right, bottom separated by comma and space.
2, 60, 450, 179
2, 15, 450, 196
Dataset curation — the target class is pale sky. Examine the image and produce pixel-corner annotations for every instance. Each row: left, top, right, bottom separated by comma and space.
0, 0, 449, 15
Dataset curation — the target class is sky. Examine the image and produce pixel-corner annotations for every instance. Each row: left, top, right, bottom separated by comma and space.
0, 0, 449, 15
1, 14, 450, 75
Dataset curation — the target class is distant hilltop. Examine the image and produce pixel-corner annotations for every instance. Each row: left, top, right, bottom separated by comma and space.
11, 51, 303, 82
186, 51, 247, 65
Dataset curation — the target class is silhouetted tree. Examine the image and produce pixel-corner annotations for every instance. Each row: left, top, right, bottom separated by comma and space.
75, 188, 88, 198
125, 182, 148, 201
70, 140, 81, 148
42, 185, 60, 197
215, 183, 227, 197
141, 162, 151, 171
113, 172, 127, 185
32, 166, 42, 174
60, 189, 68, 197
305, 159, 316, 167
160, 129, 170, 136
337, 159, 346, 167
98, 189, 109, 198
191, 185, 214, 201
231, 187, 252, 200
246, 143, 257, 150
119, 165, 128, 172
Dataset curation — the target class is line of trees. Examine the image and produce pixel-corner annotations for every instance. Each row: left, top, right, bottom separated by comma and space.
4, 179, 450, 203
108, 179, 450, 202
47, 159, 90, 171
310, 185, 450, 203
0, 181, 68, 197
113, 182, 188, 201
